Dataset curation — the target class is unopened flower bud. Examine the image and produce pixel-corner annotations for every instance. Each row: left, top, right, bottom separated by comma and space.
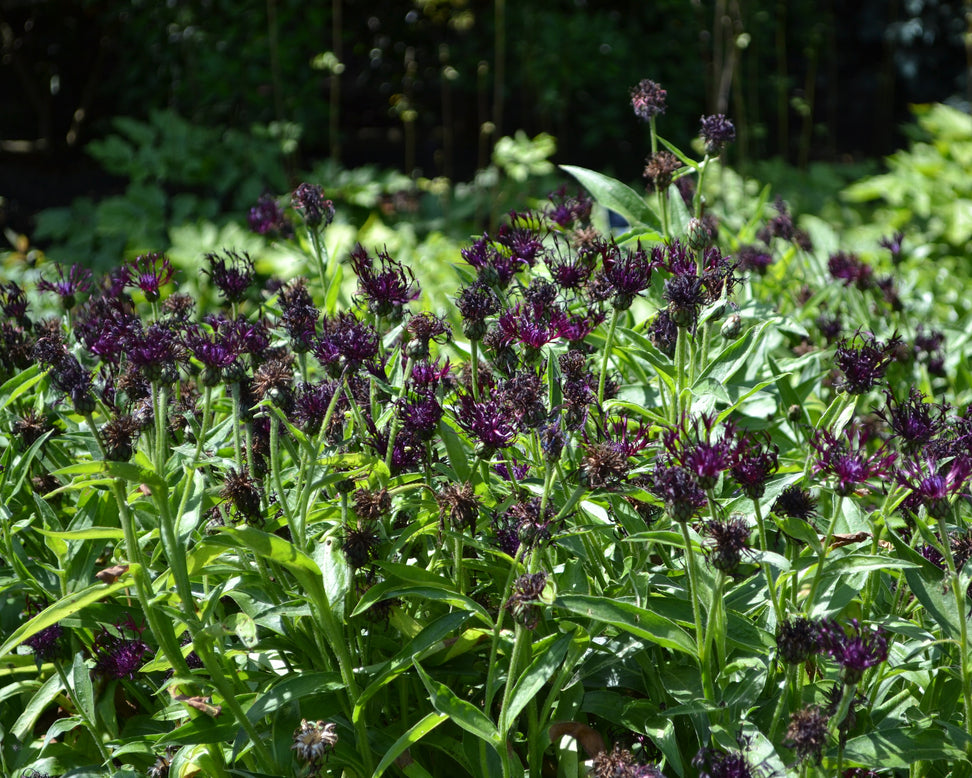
721, 313, 742, 340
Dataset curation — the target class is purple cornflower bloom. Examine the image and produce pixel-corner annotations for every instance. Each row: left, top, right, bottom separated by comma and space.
703, 518, 753, 573
404, 312, 451, 359
409, 357, 453, 394
648, 310, 678, 359
650, 462, 706, 523
494, 457, 531, 482
22, 597, 64, 662
496, 211, 547, 268
599, 240, 654, 310
93, 617, 152, 679
291, 380, 340, 437
278, 278, 320, 354
545, 239, 597, 292
0, 281, 29, 322
248, 193, 294, 238
877, 387, 949, 454
828, 251, 873, 290
630, 78, 667, 121
817, 619, 888, 684
455, 389, 518, 452
699, 114, 736, 154
896, 454, 972, 519
461, 234, 525, 289
398, 395, 443, 441
914, 325, 946, 376
292, 183, 335, 228
75, 294, 141, 367
776, 617, 822, 664
205, 249, 255, 304
880, 231, 905, 263
125, 252, 174, 301
772, 485, 818, 521
756, 197, 810, 248
349, 244, 419, 319
664, 414, 736, 490
834, 331, 899, 395
736, 245, 773, 275
545, 186, 592, 228
785, 705, 830, 765
455, 279, 501, 341
186, 322, 242, 385
692, 746, 757, 778
37, 263, 92, 308
811, 426, 896, 497
126, 321, 184, 384
731, 432, 779, 499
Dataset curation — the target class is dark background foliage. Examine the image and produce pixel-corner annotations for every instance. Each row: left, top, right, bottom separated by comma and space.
0, 0, 968, 234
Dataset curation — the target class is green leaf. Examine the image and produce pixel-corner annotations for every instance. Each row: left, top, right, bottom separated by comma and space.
50, 460, 165, 489
560, 165, 660, 229
501, 628, 574, 735
0, 576, 134, 659
554, 594, 697, 659
70, 652, 96, 724
414, 660, 501, 747
372, 712, 449, 777
0, 363, 44, 411
314, 533, 350, 616
36, 527, 125, 542
842, 725, 967, 767
12, 671, 63, 740
352, 581, 492, 626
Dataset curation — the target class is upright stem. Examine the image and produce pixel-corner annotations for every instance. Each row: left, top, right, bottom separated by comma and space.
753, 499, 783, 626
938, 508, 972, 745
679, 520, 714, 700
806, 494, 843, 611
597, 308, 621, 405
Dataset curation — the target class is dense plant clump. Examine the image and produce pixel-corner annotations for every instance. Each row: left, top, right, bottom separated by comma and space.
3, 84, 972, 778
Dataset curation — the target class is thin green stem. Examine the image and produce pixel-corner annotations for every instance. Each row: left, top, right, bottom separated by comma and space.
806, 494, 843, 611
597, 307, 621, 406
937, 508, 972, 746
753, 499, 783, 626
679, 519, 714, 700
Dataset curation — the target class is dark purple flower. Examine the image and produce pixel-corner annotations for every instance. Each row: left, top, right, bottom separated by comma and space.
494, 457, 531, 482
650, 462, 706, 523
731, 433, 779, 499
776, 617, 822, 664
630, 78, 667, 121
661, 267, 705, 330
817, 619, 888, 684
291, 380, 341, 437
93, 617, 152, 679
896, 454, 972, 519
314, 312, 380, 373
756, 197, 811, 249
221, 468, 263, 523
0, 281, 29, 322
461, 234, 525, 289
914, 325, 946, 376
404, 312, 451, 359
37, 263, 92, 308
496, 211, 547, 268
205, 249, 255, 304
278, 278, 320, 354
22, 598, 64, 661
834, 331, 898, 394
785, 705, 830, 765
599, 240, 654, 310
456, 392, 520, 452
409, 358, 453, 394
703, 518, 753, 573
647, 310, 678, 359
186, 322, 241, 385
505, 572, 548, 629
545, 240, 597, 292
828, 251, 873, 290
693, 746, 755, 778
811, 426, 896, 497
398, 395, 443, 441
292, 183, 335, 228
125, 252, 175, 301
455, 279, 501, 340
127, 321, 184, 384
545, 186, 592, 228
735, 245, 773, 275
34, 337, 96, 414
75, 294, 141, 367
816, 311, 843, 344
699, 114, 736, 154
664, 414, 736, 490
248, 193, 294, 237
877, 387, 949, 454
879, 231, 904, 263
342, 521, 381, 569
772, 485, 818, 521
349, 244, 419, 319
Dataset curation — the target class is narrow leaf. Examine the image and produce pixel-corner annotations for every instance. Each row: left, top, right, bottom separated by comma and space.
372, 712, 449, 778
414, 660, 501, 746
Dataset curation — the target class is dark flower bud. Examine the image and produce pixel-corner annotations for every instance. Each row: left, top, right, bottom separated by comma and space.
630, 78, 667, 122
221, 468, 263, 524
686, 217, 711, 251
353, 488, 391, 522
506, 572, 548, 629
703, 518, 752, 573
784, 705, 830, 765
292, 183, 335, 228
102, 414, 140, 462
205, 249, 255, 304
342, 521, 381, 569
776, 617, 821, 664
699, 114, 736, 155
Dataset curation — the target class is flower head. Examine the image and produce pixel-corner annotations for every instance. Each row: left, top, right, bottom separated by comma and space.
545, 186, 592, 228
93, 616, 152, 679
591, 744, 665, 778
834, 331, 899, 394
699, 114, 736, 154
784, 705, 830, 765
600, 240, 655, 310
630, 79, 667, 121
292, 719, 338, 765
205, 249, 255, 304
776, 617, 822, 664
650, 462, 706, 523
877, 387, 949, 454
349, 244, 419, 319
811, 426, 896, 497
772, 485, 818, 521
22, 597, 64, 662
221, 468, 263, 524
506, 572, 548, 629
828, 251, 873, 290
37, 263, 92, 308
817, 619, 888, 684
731, 433, 779, 499
342, 521, 381, 569
703, 518, 753, 573
248, 193, 294, 238
292, 183, 335, 228
643, 150, 682, 194
126, 252, 175, 301
437, 482, 480, 533
278, 278, 320, 354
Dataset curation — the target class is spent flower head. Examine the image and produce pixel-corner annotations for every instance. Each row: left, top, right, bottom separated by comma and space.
699, 114, 736, 154
630, 78, 667, 121
292, 183, 335, 228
